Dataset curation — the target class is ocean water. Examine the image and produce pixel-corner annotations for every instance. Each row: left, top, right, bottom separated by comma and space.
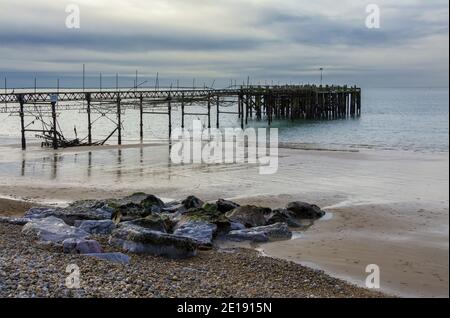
0, 87, 448, 152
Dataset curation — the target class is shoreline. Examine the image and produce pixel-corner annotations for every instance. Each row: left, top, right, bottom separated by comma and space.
0, 143, 448, 298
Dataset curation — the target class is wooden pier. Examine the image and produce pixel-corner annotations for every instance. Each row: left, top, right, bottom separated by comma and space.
0, 85, 361, 150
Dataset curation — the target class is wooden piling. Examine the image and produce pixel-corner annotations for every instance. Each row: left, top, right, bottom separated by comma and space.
51, 101, 57, 149
117, 96, 122, 145
19, 94, 26, 150
86, 93, 92, 145
216, 96, 220, 129
168, 93, 172, 139
139, 94, 143, 142
181, 92, 185, 129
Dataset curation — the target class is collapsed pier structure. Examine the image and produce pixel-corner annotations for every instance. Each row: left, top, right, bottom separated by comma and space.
0, 85, 361, 150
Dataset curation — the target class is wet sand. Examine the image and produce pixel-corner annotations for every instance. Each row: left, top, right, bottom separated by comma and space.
0, 142, 448, 297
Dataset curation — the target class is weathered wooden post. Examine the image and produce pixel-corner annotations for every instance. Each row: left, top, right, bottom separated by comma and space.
139, 94, 143, 142
117, 95, 122, 145
86, 93, 92, 145
216, 95, 220, 129
168, 93, 172, 140
181, 92, 185, 129
207, 92, 211, 129
50, 96, 58, 150
19, 94, 26, 150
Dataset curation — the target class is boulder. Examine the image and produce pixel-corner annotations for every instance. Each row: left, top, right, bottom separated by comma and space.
173, 221, 217, 247
84, 252, 130, 264
119, 214, 172, 233
266, 208, 303, 227
109, 226, 197, 259
225, 205, 272, 227
226, 222, 292, 243
182, 203, 230, 230
77, 220, 116, 235
286, 201, 326, 219
22, 216, 89, 243
62, 238, 103, 254
216, 199, 240, 213
110, 194, 165, 222
24, 201, 112, 226
161, 201, 185, 214
182, 196, 204, 210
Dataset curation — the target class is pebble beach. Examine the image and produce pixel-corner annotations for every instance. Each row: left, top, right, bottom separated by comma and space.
0, 221, 385, 298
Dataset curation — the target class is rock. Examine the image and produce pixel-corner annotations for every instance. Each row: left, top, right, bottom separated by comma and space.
229, 221, 246, 231
22, 216, 90, 243
110, 193, 165, 222
109, 226, 197, 259
226, 222, 292, 242
118, 193, 164, 208
77, 219, 116, 235
0, 216, 31, 226
225, 205, 272, 227
266, 208, 303, 227
119, 214, 172, 233
24, 201, 112, 226
173, 221, 217, 247
84, 252, 130, 264
161, 201, 185, 213
226, 230, 269, 243
182, 196, 204, 210
62, 238, 103, 254
216, 199, 240, 213
182, 203, 230, 230
286, 201, 326, 219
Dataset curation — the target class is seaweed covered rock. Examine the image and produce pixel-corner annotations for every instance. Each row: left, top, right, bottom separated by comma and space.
266, 208, 303, 228
119, 214, 174, 233
182, 203, 230, 230
225, 205, 272, 227
22, 216, 90, 243
226, 222, 292, 242
110, 193, 165, 222
216, 199, 240, 213
286, 201, 326, 219
109, 226, 197, 259
182, 196, 204, 210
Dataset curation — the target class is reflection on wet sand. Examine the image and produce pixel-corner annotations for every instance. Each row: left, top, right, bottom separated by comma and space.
15, 144, 175, 182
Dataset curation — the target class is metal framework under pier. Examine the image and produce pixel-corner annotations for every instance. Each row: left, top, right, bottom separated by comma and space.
0, 85, 362, 150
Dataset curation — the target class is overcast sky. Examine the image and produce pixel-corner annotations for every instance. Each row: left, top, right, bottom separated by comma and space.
0, 0, 448, 88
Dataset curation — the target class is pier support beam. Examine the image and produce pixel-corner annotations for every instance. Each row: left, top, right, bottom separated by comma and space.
181, 93, 185, 129
216, 96, 220, 129
207, 93, 211, 129
86, 93, 92, 145
168, 94, 172, 140
117, 96, 122, 145
51, 101, 58, 149
139, 95, 143, 142
19, 95, 26, 150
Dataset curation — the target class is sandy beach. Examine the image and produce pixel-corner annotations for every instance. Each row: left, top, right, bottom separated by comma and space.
0, 142, 448, 298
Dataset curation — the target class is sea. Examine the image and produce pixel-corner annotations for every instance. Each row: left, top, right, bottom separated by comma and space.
0, 87, 448, 152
